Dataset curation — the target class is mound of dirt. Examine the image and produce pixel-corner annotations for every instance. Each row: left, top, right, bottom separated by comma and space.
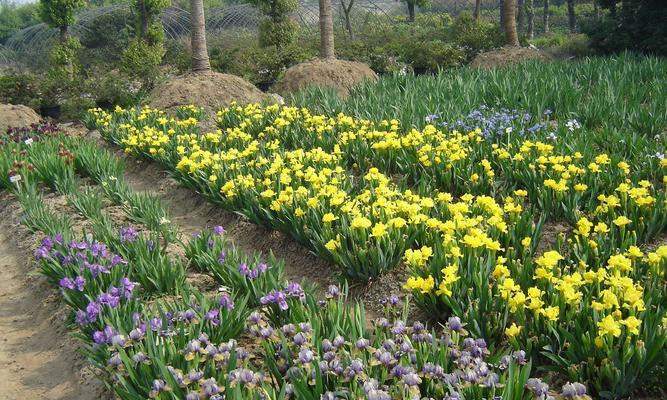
470, 46, 551, 69
273, 58, 378, 98
0, 104, 40, 133
149, 72, 269, 113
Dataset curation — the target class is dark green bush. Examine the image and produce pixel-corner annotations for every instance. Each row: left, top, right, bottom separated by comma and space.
0, 71, 41, 108
582, 0, 667, 56
210, 31, 314, 87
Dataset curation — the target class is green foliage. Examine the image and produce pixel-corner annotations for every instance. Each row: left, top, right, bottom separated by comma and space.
0, 1, 39, 43
121, 38, 165, 87
38, 0, 85, 29
530, 32, 591, 57
42, 37, 82, 105
583, 0, 667, 56
78, 5, 134, 67
0, 71, 40, 108
290, 53, 667, 136
206, 29, 314, 86
250, 0, 298, 48
258, 18, 297, 48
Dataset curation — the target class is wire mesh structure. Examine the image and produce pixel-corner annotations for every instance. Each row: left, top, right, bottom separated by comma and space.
2, 0, 405, 65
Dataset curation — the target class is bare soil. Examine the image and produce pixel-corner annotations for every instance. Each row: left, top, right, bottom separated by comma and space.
0, 104, 41, 133
0, 192, 108, 400
149, 72, 270, 114
273, 58, 378, 98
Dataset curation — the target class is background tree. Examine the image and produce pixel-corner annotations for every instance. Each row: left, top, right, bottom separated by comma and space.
251, 0, 298, 48
566, 0, 576, 32
543, 0, 549, 33
473, 0, 481, 20
584, 0, 667, 56
504, 0, 519, 46
402, 0, 429, 22
526, 0, 534, 39
190, 0, 210, 72
121, 0, 169, 86
38, 0, 84, 43
340, 0, 355, 40
319, 0, 334, 58
499, 0, 504, 30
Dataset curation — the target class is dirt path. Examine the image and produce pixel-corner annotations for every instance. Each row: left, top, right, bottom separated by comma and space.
0, 194, 107, 400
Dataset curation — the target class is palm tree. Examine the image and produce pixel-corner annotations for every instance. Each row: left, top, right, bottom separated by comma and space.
319, 0, 335, 58
190, 0, 211, 72
504, 0, 519, 46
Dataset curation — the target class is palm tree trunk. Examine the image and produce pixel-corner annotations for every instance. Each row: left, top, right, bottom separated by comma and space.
543, 0, 549, 33
517, 0, 524, 34
319, 0, 335, 58
527, 0, 534, 39
504, 0, 519, 46
566, 0, 575, 33
473, 0, 481, 20
190, 0, 210, 72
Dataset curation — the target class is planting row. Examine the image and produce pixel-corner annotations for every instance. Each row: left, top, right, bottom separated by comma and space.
0, 126, 591, 399
83, 105, 667, 398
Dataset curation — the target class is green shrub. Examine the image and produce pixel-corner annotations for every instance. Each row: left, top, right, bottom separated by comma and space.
258, 18, 297, 48
120, 38, 164, 87
0, 71, 41, 108
403, 40, 465, 74
210, 30, 313, 86
582, 0, 667, 56
60, 96, 95, 120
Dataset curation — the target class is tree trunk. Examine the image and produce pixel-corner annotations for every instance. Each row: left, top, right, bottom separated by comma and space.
59, 25, 68, 43
504, 0, 519, 46
566, 0, 575, 33
517, 0, 524, 34
319, 0, 335, 58
543, 0, 549, 33
190, 0, 210, 72
527, 0, 534, 39
407, 1, 415, 22
499, 0, 505, 30
139, 0, 149, 41
473, 0, 481, 20
341, 0, 355, 40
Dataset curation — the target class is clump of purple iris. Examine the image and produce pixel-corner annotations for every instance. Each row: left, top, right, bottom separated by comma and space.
238, 261, 271, 280
119, 227, 139, 242
260, 282, 304, 311
59, 275, 86, 291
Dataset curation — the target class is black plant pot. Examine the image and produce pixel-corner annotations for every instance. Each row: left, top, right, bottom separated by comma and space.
40, 105, 61, 119
96, 99, 113, 110
257, 80, 276, 93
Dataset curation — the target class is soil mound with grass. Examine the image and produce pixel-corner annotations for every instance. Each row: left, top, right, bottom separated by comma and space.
470, 46, 551, 69
0, 104, 40, 133
149, 72, 269, 113
273, 58, 378, 97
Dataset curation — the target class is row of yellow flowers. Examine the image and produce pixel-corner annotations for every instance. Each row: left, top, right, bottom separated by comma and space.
85, 104, 666, 397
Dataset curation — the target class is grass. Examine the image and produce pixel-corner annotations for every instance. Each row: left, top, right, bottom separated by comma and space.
290, 53, 667, 137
